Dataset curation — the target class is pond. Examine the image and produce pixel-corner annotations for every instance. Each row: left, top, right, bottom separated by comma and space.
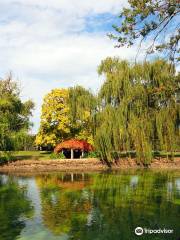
0, 170, 180, 240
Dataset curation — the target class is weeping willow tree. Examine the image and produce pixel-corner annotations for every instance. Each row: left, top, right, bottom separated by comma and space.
68, 86, 97, 145
95, 58, 180, 165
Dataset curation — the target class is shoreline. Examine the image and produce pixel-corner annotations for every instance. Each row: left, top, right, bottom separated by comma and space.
0, 157, 180, 173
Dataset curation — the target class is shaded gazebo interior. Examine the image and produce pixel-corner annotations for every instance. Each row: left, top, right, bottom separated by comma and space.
62, 149, 83, 159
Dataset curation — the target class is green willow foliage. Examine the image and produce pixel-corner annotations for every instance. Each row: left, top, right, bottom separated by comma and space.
68, 86, 97, 143
95, 58, 180, 165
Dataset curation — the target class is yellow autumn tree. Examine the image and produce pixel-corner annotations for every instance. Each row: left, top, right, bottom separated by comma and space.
35, 86, 96, 147
35, 89, 70, 147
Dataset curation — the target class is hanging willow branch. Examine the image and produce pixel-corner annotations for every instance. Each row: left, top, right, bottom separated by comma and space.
95, 58, 180, 165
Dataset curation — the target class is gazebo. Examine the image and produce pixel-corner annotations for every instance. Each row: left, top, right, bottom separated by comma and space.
54, 139, 93, 159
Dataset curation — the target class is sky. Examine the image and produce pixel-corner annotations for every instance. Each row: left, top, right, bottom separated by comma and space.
0, 0, 140, 133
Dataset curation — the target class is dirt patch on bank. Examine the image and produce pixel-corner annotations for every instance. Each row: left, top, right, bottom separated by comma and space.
0, 158, 107, 172
0, 157, 180, 173
113, 157, 180, 169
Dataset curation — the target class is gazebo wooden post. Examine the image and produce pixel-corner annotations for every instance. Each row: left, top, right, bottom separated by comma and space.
71, 173, 74, 182
71, 148, 74, 159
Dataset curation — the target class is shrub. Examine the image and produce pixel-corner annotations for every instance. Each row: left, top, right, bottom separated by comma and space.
0, 151, 14, 165
49, 152, 65, 159
83, 151, 99, 158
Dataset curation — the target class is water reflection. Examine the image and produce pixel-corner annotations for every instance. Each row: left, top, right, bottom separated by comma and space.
0, 171, 180, 240
0, 175, 33, 240
36, 173, 91, 236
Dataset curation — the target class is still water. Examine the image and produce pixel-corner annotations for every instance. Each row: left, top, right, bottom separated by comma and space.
0, 170, 180, 240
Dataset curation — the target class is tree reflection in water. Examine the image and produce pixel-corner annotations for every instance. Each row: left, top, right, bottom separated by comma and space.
0, 175, 33, 240
35, 171, 180, 240
36, 173, 91, 236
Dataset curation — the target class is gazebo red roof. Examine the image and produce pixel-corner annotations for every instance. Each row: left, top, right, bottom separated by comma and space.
54, 139, 93, 153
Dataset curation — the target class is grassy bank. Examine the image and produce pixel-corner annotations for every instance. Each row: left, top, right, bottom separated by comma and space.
0, 150, 180, 172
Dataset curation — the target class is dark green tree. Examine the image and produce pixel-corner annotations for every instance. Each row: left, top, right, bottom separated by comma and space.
0, 75, 34, 152
110, 0, 180, 62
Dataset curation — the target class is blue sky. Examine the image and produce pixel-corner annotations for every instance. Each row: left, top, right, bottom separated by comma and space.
0, 0, 141, 133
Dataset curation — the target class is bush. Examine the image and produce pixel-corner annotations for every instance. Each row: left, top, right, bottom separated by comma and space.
0, 151, 14, 165
49, 152, 65, 159
83, 151, 99, 158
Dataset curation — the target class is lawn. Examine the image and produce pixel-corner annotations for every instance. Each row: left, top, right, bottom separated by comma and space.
0, 151, 53, 162
13, 151, 53, 160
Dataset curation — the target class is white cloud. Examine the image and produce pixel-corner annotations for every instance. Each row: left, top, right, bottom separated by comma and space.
0, 0, 140, 133
1, 0, 128, 15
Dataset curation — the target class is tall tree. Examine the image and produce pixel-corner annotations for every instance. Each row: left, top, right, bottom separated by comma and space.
0, 75, 34, 151
95, 58, 179, 165
68, 86, 97, 145
36, 87, 96, 147
35, 89, 70, 147
110, 0, 180, 62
